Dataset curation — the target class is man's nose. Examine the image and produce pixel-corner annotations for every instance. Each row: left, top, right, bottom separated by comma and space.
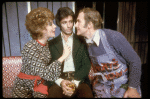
67, 23, 70, 28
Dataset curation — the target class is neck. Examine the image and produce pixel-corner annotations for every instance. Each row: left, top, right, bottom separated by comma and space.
37, 37, 48, 46
62, 32, 73, 42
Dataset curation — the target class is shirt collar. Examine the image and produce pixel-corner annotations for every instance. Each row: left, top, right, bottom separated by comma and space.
85, 29, 100, 46
61, 32, 73, 40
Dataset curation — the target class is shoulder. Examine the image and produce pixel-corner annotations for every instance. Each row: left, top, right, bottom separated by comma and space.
22, 40, 40, 53
102, 29, 125, 39
23, 40, 36, 49
73, 34, 86, 44
48, 34, 61, 45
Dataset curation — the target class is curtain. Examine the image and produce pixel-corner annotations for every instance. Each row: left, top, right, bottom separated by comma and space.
117, 2, 136, 47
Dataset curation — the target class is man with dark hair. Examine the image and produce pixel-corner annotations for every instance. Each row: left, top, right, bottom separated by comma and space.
75, 7, 141, 98
45, 7, 93, 98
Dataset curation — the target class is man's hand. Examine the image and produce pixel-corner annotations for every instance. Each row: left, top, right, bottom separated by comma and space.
60, 80, 74, 97
123, 87, 141, 98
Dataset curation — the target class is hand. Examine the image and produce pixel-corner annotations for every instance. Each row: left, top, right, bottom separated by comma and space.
123, 87, 141, 98
61, 80, 74, 97
58, 43, 71, 63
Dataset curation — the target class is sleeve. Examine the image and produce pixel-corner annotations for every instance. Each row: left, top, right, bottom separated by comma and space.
107, 30, 141, 88
21, 43, 62, 82
38, 60, 62, 81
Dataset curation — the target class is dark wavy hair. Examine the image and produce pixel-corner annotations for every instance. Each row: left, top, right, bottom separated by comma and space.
55, 7, 74, 28
25, 7, 54, 40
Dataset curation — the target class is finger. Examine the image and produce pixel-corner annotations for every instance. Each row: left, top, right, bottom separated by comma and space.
63, 89, 73, 96
65, 85, 72, 90
63, 85, 73, 93
62, 86, 72, 94
64, 92, 72, 97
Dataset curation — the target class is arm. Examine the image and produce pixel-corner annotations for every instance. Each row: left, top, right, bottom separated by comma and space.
21, 45, 62, 81
21, 41, 70, 82
106, 29, 141, 88
42, 43, 71, 81
105, 30, 141, 97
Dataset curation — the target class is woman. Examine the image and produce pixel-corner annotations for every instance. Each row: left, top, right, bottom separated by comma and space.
12, 7, 71, 98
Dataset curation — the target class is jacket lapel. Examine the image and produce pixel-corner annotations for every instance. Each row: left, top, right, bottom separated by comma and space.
73, 34, 81, 58
53, 34, 63, 56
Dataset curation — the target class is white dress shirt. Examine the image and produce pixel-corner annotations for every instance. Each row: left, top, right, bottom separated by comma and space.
55, 32, 80, 87
61, 32, 75, 72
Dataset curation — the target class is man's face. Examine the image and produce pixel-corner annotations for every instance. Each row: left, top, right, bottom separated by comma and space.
60, 15, 73, 35
75, 12, 88, 36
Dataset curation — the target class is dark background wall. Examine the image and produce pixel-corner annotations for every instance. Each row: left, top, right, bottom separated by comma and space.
135, 2, 148, 97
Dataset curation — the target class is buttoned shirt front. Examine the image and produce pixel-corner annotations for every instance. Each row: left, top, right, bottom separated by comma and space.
61, 32, 75, 72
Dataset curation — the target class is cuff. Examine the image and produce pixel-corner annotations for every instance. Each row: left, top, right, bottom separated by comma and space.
55, 78, 64, 87
72, 80, 80, 88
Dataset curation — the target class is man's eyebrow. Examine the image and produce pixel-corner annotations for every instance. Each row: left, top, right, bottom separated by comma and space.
61, 21, 67, 23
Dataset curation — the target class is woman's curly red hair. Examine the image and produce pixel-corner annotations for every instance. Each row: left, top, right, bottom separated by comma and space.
25, 7, 54, 40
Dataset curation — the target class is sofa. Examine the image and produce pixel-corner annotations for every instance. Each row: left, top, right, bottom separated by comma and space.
2, 56, 22, 98
2, 56, 94, 98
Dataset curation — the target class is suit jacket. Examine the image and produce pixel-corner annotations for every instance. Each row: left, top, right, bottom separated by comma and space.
45, 33, 91, 88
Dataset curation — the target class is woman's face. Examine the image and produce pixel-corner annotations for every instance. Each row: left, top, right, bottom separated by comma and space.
43, 20, 57, 38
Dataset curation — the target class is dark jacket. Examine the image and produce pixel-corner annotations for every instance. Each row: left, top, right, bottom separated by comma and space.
45, 33, 91, 88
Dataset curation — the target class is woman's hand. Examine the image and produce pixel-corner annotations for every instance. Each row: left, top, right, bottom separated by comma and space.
62, 43, 71, 59
58, 42, 71, 63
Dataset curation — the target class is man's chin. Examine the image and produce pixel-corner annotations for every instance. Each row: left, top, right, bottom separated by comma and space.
65, 31, 73, 35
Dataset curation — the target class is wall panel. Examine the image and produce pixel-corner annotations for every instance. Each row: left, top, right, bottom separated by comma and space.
6, 2, 21, 56
38, 2, 47, 8
17, 2, 32, 50
53, 2, 61, 37
2, 3, 10, 56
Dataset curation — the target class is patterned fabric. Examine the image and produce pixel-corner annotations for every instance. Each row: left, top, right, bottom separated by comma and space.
3, 56, 22, 98
87, 29, 141, 97
88, 29, 129, 98
12, 40, 62, 98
